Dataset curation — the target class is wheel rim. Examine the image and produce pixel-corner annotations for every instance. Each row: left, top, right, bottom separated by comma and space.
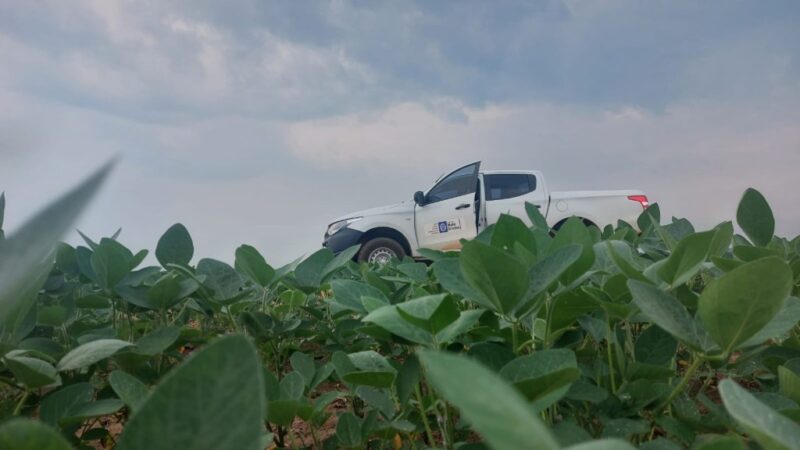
367, 247, 397, 265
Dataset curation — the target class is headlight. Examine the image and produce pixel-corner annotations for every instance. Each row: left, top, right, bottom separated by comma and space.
326, 217, 362, 236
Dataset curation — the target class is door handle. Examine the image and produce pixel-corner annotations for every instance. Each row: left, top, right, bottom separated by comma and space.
533, 204, 541, 209
455, 203, 470, 210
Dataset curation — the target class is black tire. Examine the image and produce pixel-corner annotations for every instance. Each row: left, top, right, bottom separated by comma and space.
357, 237, 406, 264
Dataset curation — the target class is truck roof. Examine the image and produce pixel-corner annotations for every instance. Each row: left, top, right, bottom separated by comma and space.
480, 169, 539, 175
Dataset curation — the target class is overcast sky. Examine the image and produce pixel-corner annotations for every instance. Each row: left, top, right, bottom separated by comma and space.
1, 0, 798, 265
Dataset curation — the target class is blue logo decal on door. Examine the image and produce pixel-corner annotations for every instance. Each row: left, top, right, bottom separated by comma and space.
438, 221, 449, 233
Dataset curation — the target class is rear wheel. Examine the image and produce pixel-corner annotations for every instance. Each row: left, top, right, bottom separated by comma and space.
357, 237, 406, 264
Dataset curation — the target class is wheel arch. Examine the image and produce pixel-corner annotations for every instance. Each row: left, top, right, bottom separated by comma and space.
359, 227, 414, 256
551, 216, 599, 231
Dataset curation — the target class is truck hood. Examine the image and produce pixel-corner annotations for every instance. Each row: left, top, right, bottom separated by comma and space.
329, 201, 415, 224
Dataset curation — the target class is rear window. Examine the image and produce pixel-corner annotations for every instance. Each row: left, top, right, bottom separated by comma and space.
484, 174, 536, 201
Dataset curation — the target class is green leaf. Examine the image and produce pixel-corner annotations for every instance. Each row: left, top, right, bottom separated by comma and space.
265, 400, 308, 427
4, 352, 59, 388
566, 380, 608, 403
0, 162, 112, 343
698, 257, 793, 355
320, 245, 359, 281
418, 349, 559, 450
361, 295, 389, 312
525, 201, 549, 231
733, 245, 777, 262
601, 418, 649, 439
432, 258, 491, 308
290, 352, 316, 388
336, 412, 362, 448
38, 305, 68, 327
396, 262, 428, 283
0, 419, 74, 450
692, 436, 747, 450
147, 273, 181, 309
109, 370, 149, 412
604, 241, 649, 283
637, 203, 661, 232
395, 355, 421, 405
196, 258, 244, 302
235, 245, 274, 286
635, 326, 677, 366
628, 280, 708, 351
341, 351, 397, 388
417, 247, 456, 262
708, 222, 734, 257
396, 294, 458, 335
77, 229, 99, 249
331, 279, 386, 313
491, 214, 536, 254
279, 371, 305, 400
61, 399, 124, 425
134, 326, 180, 356
40, 382, 94, 427
779, 365, 800, 405
156, 223, 194, 268
517, 244, 582, 315
54, 243, 79, 276
18, 337, 64, 360
737, 188, 775, 247
363, 303, 433, 346
467, 343, 516, 372
499, 349, 580, 403
293, 248, 333, 288
57, 339, 134, 371
657, 230, 715, 287
90, 238, 136, 291
436, 309, 484, 343
460, 240, 529, 315
740, 297, 800, 348
549, 217, 595, 284
565, 439, 636, 450
116, 335, 265, 450
356, 386, 395, 419
711, 256, 743, 273
719, 378, 800, 450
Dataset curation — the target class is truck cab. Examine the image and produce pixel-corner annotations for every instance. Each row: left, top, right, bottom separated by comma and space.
323, 161, 647, 263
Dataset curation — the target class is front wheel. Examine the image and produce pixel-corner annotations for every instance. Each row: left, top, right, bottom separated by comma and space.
357, 237, 406, 264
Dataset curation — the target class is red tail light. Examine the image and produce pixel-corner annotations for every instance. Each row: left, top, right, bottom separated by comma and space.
628, 195, 649, 209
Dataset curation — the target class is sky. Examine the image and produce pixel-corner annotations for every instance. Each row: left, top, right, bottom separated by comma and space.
0, 0, 798, 265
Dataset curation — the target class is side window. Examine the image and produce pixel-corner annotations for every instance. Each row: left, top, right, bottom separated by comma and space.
484, 174, 536, 201
426, 164, 479, 203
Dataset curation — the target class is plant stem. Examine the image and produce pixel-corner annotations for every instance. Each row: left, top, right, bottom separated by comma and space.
226, 307, 240, 334
659, 356, 703, 411
606, 336, 617, 394
111, 297, 117, 329
511, 321, 519, 354
13, 390, 29, 416
543, 294, 553, 349
414, 384, 436, 447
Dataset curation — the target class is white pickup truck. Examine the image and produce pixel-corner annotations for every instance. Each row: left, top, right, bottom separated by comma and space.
323, 161, 648, 263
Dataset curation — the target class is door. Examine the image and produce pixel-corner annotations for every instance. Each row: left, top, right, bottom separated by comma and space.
414, 162, 481, 251
483, 172, 547, 226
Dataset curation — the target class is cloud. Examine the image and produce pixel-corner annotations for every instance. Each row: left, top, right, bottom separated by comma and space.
3, 0, 799, 123
0, 0, 799, 266
0, 0, 376, 122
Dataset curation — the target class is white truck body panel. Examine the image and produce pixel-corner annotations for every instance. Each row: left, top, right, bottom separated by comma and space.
324, 162, 647, 259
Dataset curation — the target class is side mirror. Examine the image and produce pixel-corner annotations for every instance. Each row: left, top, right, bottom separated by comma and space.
413, 191, 426, 206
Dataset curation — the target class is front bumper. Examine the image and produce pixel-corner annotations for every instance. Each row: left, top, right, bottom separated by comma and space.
322, 227, 364, 254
